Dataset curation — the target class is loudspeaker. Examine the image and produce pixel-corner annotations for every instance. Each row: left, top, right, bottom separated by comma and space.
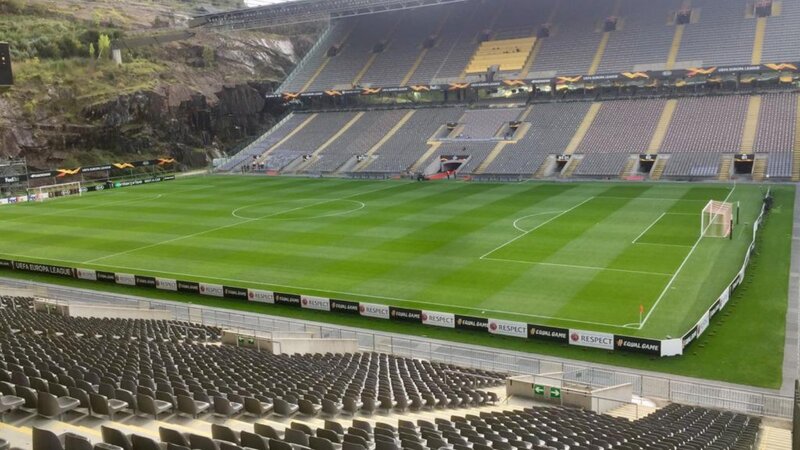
0, 43, 12, 86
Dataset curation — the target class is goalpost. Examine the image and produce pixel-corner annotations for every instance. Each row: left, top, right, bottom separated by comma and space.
701, 200, 735, 238
27, 181, 82, 202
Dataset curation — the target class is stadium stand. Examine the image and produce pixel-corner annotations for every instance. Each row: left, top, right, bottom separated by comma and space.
304, 110, 409, 174
215, 0, 800, 180
358, 7, 445, 87
755, 92, 797, 178
658, 95, 749, 177
263, 111, 359, 168
574, 98, 667, 155
305, 18, 397, 92
762, 0, 800, 62
674, 0, 757, 67
528, 0, 615, 76
224, 91, 800, 180
0, 295, 769, 450
218, 113, 307, 172
268, 0, 799, 91
362, 107, 464, 173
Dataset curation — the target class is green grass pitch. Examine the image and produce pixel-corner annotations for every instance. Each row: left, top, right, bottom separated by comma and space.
0, 176, 792, 387
0, 176, 772, 339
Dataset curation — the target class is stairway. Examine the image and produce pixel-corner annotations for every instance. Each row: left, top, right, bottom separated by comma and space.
648, 100, 678, 153
560, 155, 583, 178
475, 142, 509, 174
588, 32, 611, 75
751, 155, 767, 182
296, 112, 365, 174
564, 103, 602, 154
665, 24, 684, 70
650, 156, 667, 180
533, 155, 556, 178
355, 110, 415, 171
410, 142, 443, 173
717, 154, 733, 181
757, 425, 791, 449
257, 113, 318, 164
740, 96, 761, 154
620, 155, 639, 179
751, 17, 767, 65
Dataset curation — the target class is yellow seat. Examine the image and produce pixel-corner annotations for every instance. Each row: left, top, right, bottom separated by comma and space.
465, 37, 536, 73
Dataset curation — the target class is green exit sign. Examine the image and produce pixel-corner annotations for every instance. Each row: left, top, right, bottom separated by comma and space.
550, 387, 561, 399
533, 384, 545, 396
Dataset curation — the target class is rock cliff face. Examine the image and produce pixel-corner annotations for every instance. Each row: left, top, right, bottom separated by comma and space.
0, 26, 308, 170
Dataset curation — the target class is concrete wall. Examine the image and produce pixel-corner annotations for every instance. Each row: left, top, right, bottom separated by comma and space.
506, 373, 633, 414
268, 338, 359, 355
222, 330, 357, 355
68, 304, 173, 320
592, 383, 634, 414
34, 299, 174, 319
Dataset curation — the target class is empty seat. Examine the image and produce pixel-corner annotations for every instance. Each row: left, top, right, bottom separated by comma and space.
190, 434, 221, 450
137, 393, 172, 420
101, 426, 133, 450
244, 396, 272, 416
38, 391, 80, 420
213, 396, 243, 417
212, 424, 240, 445
274, 398, 300, 417
131, 435, 162, 450
177, 394, 209, 418
33, 427, 65, 450
159, 427, 191, 448
90, 393, 128, 421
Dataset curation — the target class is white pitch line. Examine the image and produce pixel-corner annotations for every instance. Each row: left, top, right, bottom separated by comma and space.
512, 211, 565, 232
638, 183, 737, 328
231, 199, 365, 220
632, 212, 666, 244
481, 257, 673, 277
596, 196, 711, 202
0, 193, 163, 223
0, 252, 634, 329
632, 242, 693, 249
82, 182, 400, 265
480, 196, 595, 260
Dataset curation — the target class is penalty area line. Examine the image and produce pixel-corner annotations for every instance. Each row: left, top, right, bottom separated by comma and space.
480, 196, 595, 260
512, 211, 566, 232
481, 257, 673, 277
631, 212, 666, 244
638, 182, 737, 328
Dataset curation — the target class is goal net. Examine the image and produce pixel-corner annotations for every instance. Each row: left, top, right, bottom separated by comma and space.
28, 182, 82, 202
701, 200, 733, 238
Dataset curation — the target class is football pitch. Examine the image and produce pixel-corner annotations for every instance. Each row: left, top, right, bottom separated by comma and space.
0, 176, 770, 339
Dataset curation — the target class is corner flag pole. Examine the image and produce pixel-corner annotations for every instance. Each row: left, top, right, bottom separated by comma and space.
639, 304, 644, 327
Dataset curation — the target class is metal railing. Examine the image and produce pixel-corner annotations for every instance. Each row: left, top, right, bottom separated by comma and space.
2, 278, 793, 420
277, 22, 333, 93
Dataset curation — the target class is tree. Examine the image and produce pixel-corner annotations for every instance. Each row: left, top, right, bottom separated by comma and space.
97, 34, 111, 59
89, 43, 95, 59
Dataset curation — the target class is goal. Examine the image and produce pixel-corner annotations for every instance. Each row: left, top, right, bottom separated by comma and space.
701, 200, 733, 238
28, 182, 82, 202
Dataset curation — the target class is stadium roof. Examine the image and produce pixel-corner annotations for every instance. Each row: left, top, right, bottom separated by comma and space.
190, 0, 469, 30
